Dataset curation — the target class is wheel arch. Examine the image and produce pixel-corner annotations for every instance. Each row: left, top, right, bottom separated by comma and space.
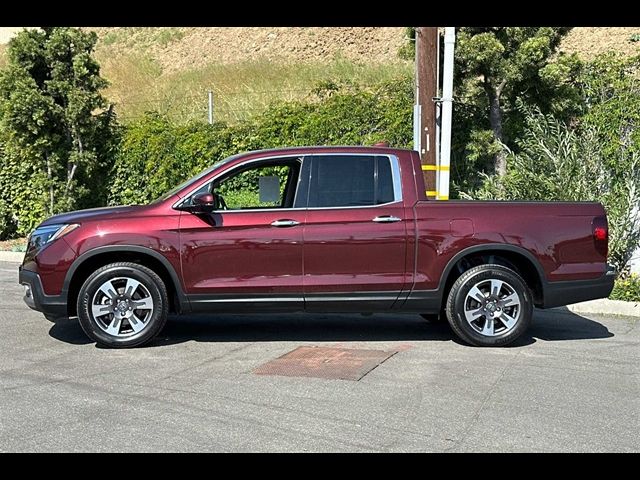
64, 246, 188, 317
439, 244, 547, 307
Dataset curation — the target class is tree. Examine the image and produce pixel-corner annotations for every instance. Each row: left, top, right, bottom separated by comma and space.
455, 27, 573, 176
0, 27, 117, 235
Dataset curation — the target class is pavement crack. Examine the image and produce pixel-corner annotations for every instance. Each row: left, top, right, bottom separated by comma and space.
446, 350, 521, 452
150, 343, 255, 385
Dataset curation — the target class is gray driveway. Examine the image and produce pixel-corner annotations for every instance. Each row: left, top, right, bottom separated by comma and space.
0, 262, 638, 452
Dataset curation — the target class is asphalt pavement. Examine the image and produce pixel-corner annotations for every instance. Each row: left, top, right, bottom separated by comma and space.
0, 261, 638, 452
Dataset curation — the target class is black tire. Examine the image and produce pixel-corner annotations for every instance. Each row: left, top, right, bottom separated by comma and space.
445, 264, 533, 347
77, 262, 169, 348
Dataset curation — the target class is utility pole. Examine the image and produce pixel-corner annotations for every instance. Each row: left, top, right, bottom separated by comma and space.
208, 90, 214, 124
414, 27, 438, 200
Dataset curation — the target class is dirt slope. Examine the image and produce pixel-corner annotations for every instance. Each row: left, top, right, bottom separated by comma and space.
2, 27, 639, 70
88, 27, 407, 73
559, 27, 640, 59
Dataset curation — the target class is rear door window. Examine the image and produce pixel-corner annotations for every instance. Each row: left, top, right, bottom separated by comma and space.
306, 155, 396, 208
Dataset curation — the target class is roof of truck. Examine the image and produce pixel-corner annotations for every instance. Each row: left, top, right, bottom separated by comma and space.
237, 145, 415, 157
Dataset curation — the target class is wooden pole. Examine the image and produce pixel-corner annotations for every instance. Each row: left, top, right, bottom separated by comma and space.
415, 27, 438, 199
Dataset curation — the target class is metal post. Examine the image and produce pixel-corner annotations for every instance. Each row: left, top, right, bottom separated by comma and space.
413, 103, 421, 154
208, 90, 213, 124
435, 29, 442, 199
438, 27, 456, 201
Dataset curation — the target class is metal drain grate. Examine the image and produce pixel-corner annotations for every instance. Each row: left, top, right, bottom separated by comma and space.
254, 346, 397, 381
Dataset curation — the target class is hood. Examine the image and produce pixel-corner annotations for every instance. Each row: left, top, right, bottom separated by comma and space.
40, 205, 146, 226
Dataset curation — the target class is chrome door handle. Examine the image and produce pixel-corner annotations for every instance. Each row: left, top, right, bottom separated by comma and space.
270, 219, 300, 227
372, 216, 401, 223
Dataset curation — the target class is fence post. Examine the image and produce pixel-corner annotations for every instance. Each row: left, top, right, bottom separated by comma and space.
208, 90, 213, 124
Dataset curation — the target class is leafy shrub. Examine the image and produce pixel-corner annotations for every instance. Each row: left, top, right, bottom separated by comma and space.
578, 54, 640, 167
610, 274, 640, 302
397, 28, 415, 60
467, 106, 640, 275
0, 200, 15, 240
0, 145, 50, 238
466, 54, 640, 275
108, 114, 239, 205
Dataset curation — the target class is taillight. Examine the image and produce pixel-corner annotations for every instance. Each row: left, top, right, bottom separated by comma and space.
592, 216, 608, 258
593, 227, 607, 241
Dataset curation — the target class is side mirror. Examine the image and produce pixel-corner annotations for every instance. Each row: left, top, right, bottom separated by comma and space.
189, 192, 216, 213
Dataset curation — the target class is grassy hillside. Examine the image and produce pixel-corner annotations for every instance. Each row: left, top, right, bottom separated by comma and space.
91, 27, 407, 71
0, 27, 412, 124
98, 51, 412, 124
91, 27, 411, 124
1, 27, 639, 124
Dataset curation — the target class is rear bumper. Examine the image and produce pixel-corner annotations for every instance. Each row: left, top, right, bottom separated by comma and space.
542, 265, 616, 309
18, 266, 68, 320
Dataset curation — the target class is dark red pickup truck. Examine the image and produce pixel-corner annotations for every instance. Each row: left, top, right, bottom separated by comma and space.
19, 146, 615, 348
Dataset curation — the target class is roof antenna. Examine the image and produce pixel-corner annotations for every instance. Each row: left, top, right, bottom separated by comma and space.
373, 141, 389, 147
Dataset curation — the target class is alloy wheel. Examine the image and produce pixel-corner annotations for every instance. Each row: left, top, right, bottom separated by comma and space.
463, 278, 521, 337
91, 276, 154, 337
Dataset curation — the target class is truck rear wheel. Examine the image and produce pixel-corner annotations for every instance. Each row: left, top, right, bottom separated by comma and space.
77, 262, 169, 348
445, 264, 533, 347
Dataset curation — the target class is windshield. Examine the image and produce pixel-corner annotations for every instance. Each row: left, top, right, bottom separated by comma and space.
152, 153, 244, 203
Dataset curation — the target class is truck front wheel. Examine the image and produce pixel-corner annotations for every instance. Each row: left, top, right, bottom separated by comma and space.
77, 262, 169, 348
445, 264, 533, 347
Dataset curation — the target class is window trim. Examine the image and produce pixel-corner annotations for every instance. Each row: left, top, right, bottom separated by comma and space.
306, 154, 402, 209
173, 152, 403, 213
173, 155, 303, 212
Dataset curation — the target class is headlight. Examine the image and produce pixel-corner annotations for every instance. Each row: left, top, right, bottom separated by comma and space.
27, 224, 80, 252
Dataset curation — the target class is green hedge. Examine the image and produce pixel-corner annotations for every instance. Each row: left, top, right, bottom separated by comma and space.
108, 115, 238, 205
610, 275, 640, 302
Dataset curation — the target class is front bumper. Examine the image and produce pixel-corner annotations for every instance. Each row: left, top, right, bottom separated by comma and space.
18, 266, 68, 321
542, 265, 616, 309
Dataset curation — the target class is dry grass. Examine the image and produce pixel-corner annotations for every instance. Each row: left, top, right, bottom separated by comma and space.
560, 27, 640, 59
90, 27, 412, 124
91, 27, 407, 73
99, 51, 411, 124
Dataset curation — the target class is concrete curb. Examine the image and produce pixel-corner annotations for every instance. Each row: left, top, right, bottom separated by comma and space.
0, 251, 24, 263
563, 298, 640, 318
